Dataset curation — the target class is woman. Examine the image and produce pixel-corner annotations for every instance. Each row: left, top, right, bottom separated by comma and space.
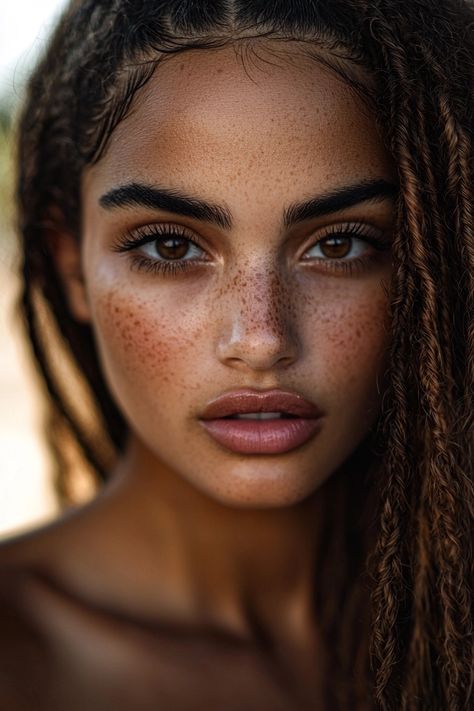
0, 1, 472, 709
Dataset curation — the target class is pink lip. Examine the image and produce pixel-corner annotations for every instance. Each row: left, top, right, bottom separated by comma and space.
199, 389, 324, 455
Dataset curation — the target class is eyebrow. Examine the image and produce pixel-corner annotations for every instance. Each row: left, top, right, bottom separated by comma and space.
283, 178, 397, 226
99, 178, 397, 230
99, 183, 232, 230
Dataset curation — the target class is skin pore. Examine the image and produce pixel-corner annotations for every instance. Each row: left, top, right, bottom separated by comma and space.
0, 41, 396, 708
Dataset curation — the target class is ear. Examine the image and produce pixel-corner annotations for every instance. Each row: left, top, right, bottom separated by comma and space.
47, 219, 91, 324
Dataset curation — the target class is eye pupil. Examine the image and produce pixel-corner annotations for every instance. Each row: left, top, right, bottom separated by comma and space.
156, 237, 189, 260
320, 235, 351, 258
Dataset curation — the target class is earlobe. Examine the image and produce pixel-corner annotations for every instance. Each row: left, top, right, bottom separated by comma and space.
47, 227, 92, 324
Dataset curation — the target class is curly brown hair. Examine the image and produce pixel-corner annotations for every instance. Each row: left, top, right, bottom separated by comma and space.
15, 0, 473, 709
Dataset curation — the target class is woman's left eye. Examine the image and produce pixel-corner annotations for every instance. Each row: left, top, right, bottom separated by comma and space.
303, 233, 368, 260
301, 223, 390, 276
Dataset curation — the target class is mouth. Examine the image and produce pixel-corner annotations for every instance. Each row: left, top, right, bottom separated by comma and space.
224, 412, 298, 420
199, 389, 324, 455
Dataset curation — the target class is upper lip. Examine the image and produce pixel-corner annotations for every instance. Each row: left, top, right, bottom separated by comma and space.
200, 389, 323, 420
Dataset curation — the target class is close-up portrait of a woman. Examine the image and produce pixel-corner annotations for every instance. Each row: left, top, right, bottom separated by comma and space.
0, 1, 472, 709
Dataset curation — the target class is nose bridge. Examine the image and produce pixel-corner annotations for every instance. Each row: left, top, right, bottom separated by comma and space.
240, 264, 289, 333
216, 260, 299, 369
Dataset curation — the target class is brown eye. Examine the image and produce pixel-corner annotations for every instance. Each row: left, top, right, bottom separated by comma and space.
137, 232, 206, 262
319, 235, 352, 258
300, 225, 390, 276
156, 237, 191, 260
303, 229, 374, 263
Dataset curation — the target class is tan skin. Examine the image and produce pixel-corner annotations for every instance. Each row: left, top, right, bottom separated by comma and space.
0, 42, 396, 709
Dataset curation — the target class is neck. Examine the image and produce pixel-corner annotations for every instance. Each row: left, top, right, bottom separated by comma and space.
97, 434, 373, 650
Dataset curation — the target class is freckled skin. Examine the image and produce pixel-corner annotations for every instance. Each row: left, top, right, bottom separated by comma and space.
78, 44, 395, 508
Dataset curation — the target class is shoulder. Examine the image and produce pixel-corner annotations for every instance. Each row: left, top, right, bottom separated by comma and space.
0, 498, 113, 589
0, 551, 137, 710
0, 514, 103, 709
0, 518, 167, 710
0, 523, 63, 639
0, 562, 54, 710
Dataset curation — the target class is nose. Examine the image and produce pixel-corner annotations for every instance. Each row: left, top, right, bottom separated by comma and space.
215, 265, 300, 372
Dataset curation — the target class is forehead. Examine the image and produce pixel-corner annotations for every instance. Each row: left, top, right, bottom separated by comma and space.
84, 42, 393, 208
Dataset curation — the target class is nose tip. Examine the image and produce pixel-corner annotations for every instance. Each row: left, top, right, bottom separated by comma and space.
215, 270, 300, 372
216, 323, 299, 371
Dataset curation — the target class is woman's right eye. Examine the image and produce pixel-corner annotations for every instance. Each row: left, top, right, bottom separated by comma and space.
113, 226, 209, 276
139, 234, 206, 262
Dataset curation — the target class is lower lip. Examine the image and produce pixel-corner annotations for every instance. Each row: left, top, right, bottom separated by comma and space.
199, 417, 323, 455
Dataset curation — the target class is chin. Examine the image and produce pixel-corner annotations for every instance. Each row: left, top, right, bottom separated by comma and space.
187, 460, 329, 510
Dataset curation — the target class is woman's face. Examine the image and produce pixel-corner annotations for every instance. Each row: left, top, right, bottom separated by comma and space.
78, 43, 396, 508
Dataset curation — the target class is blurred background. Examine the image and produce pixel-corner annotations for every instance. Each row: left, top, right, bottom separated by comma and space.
0, 0, 69, 539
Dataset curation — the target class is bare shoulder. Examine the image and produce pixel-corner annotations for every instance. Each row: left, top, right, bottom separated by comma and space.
0, 511, 309, 710
0, 539, 303, 711
0, 561, 54, 710
0, 561, 298, 711
0, 523, 155, 711
0, 518, 71, 646
0, 510, 108, 709
0, 522, 58, 570
0, 495, 116, 588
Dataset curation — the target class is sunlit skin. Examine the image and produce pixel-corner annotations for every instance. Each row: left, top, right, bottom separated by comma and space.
0, 42, 396, 709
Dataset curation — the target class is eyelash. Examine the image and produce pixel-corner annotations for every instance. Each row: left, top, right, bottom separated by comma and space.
113, 223, 391, 277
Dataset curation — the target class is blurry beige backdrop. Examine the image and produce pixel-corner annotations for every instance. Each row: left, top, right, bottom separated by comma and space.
0, 0, 68, 538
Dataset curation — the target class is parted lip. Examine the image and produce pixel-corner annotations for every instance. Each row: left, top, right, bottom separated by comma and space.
200, 389, 323, 420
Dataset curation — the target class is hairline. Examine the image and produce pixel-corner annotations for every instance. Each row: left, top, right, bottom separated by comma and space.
89, 34, 377, 168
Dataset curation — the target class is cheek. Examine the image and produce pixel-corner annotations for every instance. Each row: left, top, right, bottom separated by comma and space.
89, 286, 206, 402
302, 281, 390, 408
325, 299, 389, 374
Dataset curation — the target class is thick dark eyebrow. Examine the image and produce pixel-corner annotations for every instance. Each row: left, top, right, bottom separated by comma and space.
99, 178, 397, 230
282, 178, 397, 227
99, 183, 232, 230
